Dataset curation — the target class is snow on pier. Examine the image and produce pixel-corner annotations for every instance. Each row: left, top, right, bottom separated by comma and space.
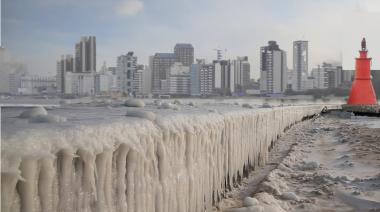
1, 104, 335, 212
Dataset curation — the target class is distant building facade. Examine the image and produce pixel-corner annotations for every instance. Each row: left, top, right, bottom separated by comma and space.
260, 41, 288, 95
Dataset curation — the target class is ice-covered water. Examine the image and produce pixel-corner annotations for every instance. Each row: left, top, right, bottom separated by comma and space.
1, 102, 337, 212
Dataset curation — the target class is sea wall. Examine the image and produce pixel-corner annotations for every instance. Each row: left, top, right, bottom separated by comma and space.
1, 105, 331, 212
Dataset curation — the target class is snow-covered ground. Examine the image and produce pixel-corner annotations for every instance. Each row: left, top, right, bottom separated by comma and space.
1, 99, 337, 212
219, 112, 380, 212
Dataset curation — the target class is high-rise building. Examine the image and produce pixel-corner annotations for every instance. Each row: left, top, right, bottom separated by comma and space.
75, 36, 96, 73
232, 56, 250, 94
214, 60, 234, 95
293, 40, 308, 91
174, 43, 194, 66
260, 41, 287, 95
56, 55, 74, 94
151, 53, 177, 94
117, 52, 137, 94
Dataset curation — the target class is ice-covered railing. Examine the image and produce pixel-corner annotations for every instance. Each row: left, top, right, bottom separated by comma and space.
1, 105, 333, 212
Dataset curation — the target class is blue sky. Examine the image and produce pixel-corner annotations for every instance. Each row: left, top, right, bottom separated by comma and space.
3, 0, 380, 78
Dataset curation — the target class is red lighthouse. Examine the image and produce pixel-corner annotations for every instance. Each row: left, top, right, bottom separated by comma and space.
347, 38, 378, 105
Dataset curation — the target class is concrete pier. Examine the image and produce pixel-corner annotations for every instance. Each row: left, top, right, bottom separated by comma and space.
342, 104, 380, 117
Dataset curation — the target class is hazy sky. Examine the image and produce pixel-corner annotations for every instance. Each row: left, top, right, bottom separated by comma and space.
3, 0, 380, 79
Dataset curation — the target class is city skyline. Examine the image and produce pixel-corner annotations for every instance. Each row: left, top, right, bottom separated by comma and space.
3, 0, 380, 78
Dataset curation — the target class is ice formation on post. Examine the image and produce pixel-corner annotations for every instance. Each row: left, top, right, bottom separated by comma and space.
1, 105, 329, 212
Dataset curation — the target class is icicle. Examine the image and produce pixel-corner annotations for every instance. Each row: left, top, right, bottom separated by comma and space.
17, 158, 40, 212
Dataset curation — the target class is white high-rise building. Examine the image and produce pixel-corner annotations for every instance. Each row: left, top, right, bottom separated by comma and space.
293, 40, 308, 91
117, 52, 137, 95
260, 41, 287, 95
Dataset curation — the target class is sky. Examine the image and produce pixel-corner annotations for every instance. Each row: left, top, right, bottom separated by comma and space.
3, 0, 380, 79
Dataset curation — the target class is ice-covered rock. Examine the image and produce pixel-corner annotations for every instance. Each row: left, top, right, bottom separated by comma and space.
19, 106, 48, 119
280, 192, 300, 201
242, 103, 253, 109
243, 197, 259, 206
124, 99, 145, 107
29, 114, 67, 123
126, 109, 156, 121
